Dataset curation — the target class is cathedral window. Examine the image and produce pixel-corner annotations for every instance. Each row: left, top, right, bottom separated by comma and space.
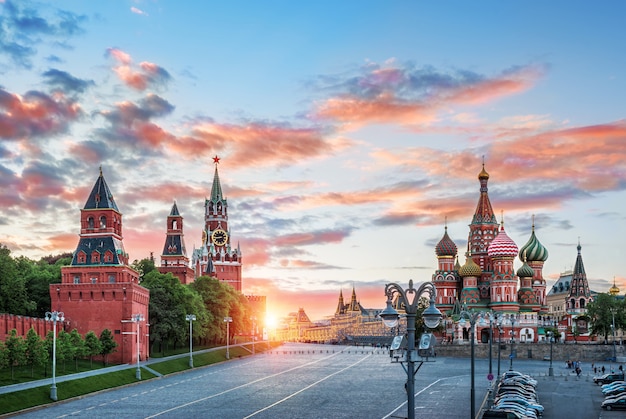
88, 217, 94, 229
100, 215, 107, 228
579, 298, 585, 309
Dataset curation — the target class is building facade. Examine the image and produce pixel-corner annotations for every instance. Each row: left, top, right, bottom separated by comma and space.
53, 168, 150, 364
158, 202, 195, 284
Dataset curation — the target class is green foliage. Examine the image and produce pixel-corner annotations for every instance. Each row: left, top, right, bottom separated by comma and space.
84, 331, 102, 368
0, 245, 34, 315
25, 328, 48, 377
132, 257, 157, 280
99, 329, 117, 365
4, 329, 26, 379
586, 293, 624, 340
69, 329, 86, 371
56, 330, 74, 373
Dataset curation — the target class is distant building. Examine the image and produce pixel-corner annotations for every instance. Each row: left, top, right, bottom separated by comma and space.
158, 202, 195, 284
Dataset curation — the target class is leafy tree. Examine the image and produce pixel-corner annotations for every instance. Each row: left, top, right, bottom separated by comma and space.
56, 330, 74, 373
132, 257, 157, 281
4, 329, 26, 380
0, 340, 7, 370
84, 331, 102, 368
69, 329, 86, 371
586, 293, 622, 342
142, 271, 188, 354
15, 255, 67, 317
99, 329, 117, 366
25, 327, 48, 377
0, 245, 34, 315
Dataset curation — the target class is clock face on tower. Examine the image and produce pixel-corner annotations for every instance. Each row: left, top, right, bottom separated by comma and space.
211, 229, 228, 246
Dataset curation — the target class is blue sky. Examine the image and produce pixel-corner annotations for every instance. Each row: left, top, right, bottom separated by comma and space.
1, 0, 625, 321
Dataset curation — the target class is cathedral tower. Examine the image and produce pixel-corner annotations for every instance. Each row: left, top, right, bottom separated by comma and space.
432, 223, 461, 311
567, 241, 592, 313
54, 168, 149, 364
518, 217, 549, 313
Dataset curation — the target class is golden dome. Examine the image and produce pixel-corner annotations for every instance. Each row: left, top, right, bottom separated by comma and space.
609, 277, 620, 296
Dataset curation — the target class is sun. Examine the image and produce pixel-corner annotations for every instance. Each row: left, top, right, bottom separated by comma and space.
265, 312, 278, 329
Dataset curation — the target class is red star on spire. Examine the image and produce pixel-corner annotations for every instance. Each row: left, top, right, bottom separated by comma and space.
213, 155, 220, 164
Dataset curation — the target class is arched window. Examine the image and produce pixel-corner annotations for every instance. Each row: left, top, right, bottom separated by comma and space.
172, 220, 178, 229
88, 217, 94, 229
99, 215, 107, 228
580, 298, 585, 309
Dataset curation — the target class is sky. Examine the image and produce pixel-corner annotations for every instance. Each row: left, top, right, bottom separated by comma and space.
1, 0, 625, 323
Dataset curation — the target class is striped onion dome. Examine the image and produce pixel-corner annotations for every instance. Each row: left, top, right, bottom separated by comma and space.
435, 226, 458, 257
518, 225, 548, 262
516, 260, 534, 278
459, 255, 482, 277
488, 223, 518, 258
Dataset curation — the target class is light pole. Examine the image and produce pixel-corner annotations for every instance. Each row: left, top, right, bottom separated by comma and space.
224, 316, 233, 359
132, 314, 145, 380
44, 311, 64, 401
547, 331, 554, 377
186, 314, 196, 368
497, 322, 504, 379
508, 314, 517, 371
379, 280, 442, 419
611, 308, 617, 362
459, 307, 485, 419
251, 316, 256, 355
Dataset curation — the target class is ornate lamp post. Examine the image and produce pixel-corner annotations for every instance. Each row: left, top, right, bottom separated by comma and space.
459, 307, 485, 419
251, 316, 256, 355
132, 314, 145, 380
224, 316, 233, 359
186, 314, 196, 368
497, 319, 504, 379
44, 311, 64, 401
379, 280, 442, 419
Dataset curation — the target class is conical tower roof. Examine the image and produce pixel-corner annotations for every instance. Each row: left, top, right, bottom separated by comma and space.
471, 163, 498, 226
210, 156, 224, 203
84, 167, 119, 211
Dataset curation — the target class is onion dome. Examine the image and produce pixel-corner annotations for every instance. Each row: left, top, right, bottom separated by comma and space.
478, 163, 489, 180
459, 254, 482, 277
435, 226, 458, 257
609, 277, 620, 296
488, 221, 518, 258
517, 260, 534, 278
518, 221, 548, 262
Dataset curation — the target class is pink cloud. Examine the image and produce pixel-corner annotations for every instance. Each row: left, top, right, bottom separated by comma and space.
106, 48, 171, 91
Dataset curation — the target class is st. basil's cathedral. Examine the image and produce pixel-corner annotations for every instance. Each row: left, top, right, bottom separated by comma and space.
432, 164, 593, 343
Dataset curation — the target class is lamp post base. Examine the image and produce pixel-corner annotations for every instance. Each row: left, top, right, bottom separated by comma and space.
548, 366, 554, 377
189, 357, 194, 368
50, 385, 57, 401
136, 367, 141, 380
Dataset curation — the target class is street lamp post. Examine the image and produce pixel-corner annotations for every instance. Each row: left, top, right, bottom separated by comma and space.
44, 311, 64, 401
132, 314, 145, 380
497, 324, 504, 379
611, 308, 617, 362
378, 280, 442, 419
251, 316, 256, 355
224, 316, 233, 359
459, 307, 485, 419
186, 314, 196, 368
508, 314, 518, 371
547, 331, 554, 377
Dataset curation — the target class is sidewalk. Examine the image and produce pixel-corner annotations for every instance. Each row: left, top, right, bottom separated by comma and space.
0, 343, 241, 395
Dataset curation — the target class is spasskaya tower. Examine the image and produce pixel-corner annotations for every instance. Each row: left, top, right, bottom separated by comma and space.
192, 156, 242, 291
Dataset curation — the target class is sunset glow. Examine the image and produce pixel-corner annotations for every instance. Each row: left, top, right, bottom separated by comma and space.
1, 1, 625, 322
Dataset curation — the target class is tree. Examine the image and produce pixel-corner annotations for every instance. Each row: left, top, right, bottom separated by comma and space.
586, 293, 621, 342
69, 329, 86, 371
99, 329, 117, 366
4, 329, 26, 380
84, 331, 102, 368
56, 330, 74, 373
0, 245, 34, 315
132, 257, 157, 281
25, 327, 48, 377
